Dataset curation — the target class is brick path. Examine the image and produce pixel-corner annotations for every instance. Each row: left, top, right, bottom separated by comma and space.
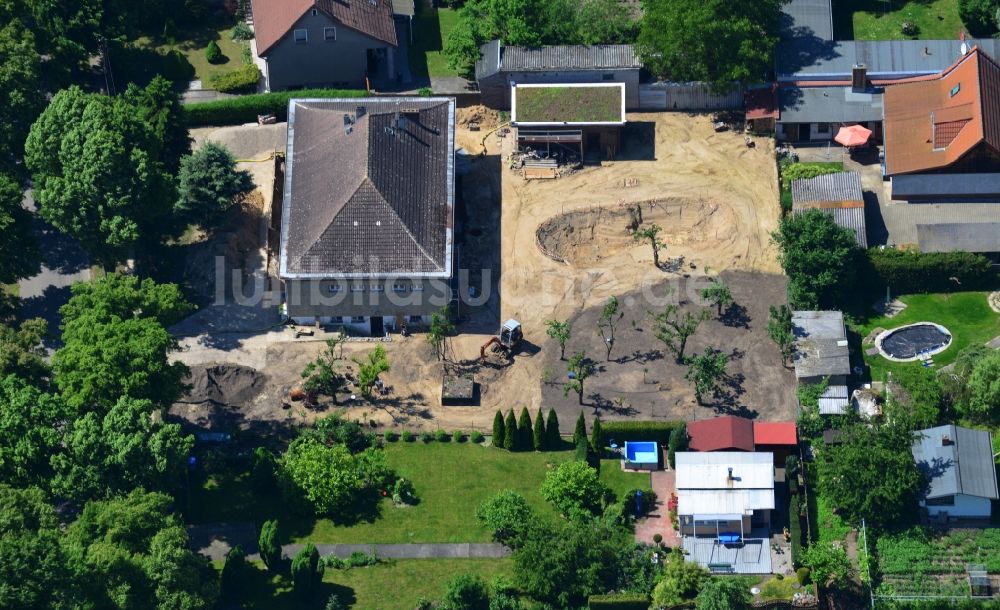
634, 468, 681, 547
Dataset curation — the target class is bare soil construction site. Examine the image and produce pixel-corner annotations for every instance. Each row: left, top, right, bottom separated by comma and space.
168, 111, 791, 436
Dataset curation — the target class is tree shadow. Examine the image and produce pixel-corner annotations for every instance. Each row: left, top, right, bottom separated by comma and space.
721, 303, 751, 329
108, 42, 195, 90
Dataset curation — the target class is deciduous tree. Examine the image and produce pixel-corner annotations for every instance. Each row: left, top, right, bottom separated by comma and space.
633, 223, 665, 268
427, 306, 454, 361
279, 438, 391, 516
0, 174, 40, 283
442, 573, 490, 610
0, 318, 49, 382
967, 350, 1000, 423
0, 16, 43, 174
652, 549, 709, 607
353, 345, 390, 400
597, 295, 624, 361
25, 86, 177, 265
767, 304, 795, 366
699, 279, 733, 317
684, 348, 729, 405
816, 423, 921, 525
0, 375, 69, 488
540, 460, 609, 519
545, 319, 572, 360
771, 209, 860, 310
650, 305, 709, 363
695, 577, 751, 610
301, 337, 348, 403
638, 0, 786, 92
476, 490, 536, 546
801, 541, 852, 587
565, 352, 595, 405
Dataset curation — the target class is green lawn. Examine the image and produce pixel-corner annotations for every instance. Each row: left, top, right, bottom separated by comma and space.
189, 443, 651, 544
409, 5, 461, 79
234, 558, 514, 610
114, 11, 249, 88
834, 0, 964, 40
853, 292, 1000, 381
779, 161, 843, 213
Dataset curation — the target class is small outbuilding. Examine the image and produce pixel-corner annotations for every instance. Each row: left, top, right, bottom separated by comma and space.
912, 425, 999, 520
792, 311, 852, 415
510, 82, 626, 159
687, 415, 754, 453
752, 422, 798, 466
792, 171, 868, 248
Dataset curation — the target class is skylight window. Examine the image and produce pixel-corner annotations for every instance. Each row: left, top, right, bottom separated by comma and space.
950, 84, 961, 97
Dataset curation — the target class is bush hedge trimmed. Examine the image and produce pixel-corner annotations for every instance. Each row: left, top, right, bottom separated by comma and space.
210, 64, 261, 93
588, 594, 650, 610
184, 88, 367, 127
597, 421, 685, 448
789, 490, 804, 567
867, 248, 996, 294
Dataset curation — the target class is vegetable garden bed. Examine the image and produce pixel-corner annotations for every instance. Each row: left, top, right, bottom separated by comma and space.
875, 527, 1000, 598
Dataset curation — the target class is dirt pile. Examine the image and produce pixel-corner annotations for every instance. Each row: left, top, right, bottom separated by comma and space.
457, 105, 501, 131
181, 363, 267, 407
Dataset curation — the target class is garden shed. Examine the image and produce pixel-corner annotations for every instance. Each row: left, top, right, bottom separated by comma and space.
510, 83, 626, 159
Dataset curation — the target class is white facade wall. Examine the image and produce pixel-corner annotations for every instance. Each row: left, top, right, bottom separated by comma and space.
921, 494, 993, 519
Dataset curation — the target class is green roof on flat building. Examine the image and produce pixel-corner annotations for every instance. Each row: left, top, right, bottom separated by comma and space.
513, 85, 623, 124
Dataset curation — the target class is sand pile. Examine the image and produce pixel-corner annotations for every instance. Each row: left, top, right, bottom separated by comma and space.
457, 105, 501, 130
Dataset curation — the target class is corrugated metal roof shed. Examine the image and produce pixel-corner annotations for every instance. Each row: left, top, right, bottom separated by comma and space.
502, 44, 641, 71
778, 86, 884, 123
912, 425, 999, 500
781, 0, 834, 41
675, 452, 775, 490
791, 311, 850, 379
916, 222, 1000, 253
678, 489, 776, 516
778, 40, 1000, 79
792, 171, 863, 203
818, 384, 850, 415
474, 39, 501, 80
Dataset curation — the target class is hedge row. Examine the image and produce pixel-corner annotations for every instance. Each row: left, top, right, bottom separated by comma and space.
184, 88, 367, 127
866, 248, 997, 294
597, 421, 686, 447
588, 594, 650, 610
789, 490, 803, 568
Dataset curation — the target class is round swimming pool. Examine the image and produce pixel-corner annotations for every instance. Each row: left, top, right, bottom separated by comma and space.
876, 322, 953, 362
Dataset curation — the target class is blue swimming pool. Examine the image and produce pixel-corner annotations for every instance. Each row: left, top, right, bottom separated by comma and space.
625, 441, 659, 465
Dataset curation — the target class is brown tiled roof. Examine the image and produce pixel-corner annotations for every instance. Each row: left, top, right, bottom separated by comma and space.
883, 48, 1000, 175
687, 416, 755, 453
253, 0, 397, 56
280, 98, 455, 278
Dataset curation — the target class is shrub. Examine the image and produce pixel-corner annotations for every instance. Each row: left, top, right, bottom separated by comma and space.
419, 87, 433, 96
452, 429, 465, 443
210, 63, 261, 93
959, 0, 1000, 36
900, 20, 919, 36
291, 544, 324, 600
866, 248, 996, 294
599, 421, 686, 447
421, 431, 434, 443
184, 88, 366, 126
392, 477, 417, 505
442, 573, 490, 609
259, 519, 281, 572
775, 573, 784, 580
789, 492, 803, 567
622, 488, 658, 519
780, 162, 841, 190
476, 490, 535, 546
385, 431, 398, 442
587, 593, 651, 609
470, 430, 484, 444
401, 430, 414, 442
797, 566, 812, 585
205, 40, 223, 63
653, 533, 663, 544
249, 447, 277, 493
231, 21, 254, 40
435, 429, 450, 442
241, 45, 252, 65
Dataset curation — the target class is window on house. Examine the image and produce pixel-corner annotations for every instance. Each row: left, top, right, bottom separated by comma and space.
392, 283, 408, 293
602, 73, 614, 81
816, 122, 830, 134
411, 285, 424, 292
327, 285, 342, 294
350, 284, 364, 292
324, 27, 337, 41
351, 316, 365, 323
311, 8, 317, 15
926, 496, 955, 506
294, 29, 308, 43
370, 285, 385, 292
330, 316, 343, 324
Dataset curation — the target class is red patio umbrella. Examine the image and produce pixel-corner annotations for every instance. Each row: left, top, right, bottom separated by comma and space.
834, 124, 872, 147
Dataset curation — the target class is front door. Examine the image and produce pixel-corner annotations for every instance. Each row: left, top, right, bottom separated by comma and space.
370, 316, 384, 336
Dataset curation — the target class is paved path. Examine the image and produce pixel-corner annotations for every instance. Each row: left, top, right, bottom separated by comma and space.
187, 522, 508, 561
634, 465, 681, 548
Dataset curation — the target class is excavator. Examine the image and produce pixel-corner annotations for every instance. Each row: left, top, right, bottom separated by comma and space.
479, 319, 523, 364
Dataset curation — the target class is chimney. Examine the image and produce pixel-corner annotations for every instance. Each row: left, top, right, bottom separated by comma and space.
852, 64, 868, 93
727, 467, 733, 480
